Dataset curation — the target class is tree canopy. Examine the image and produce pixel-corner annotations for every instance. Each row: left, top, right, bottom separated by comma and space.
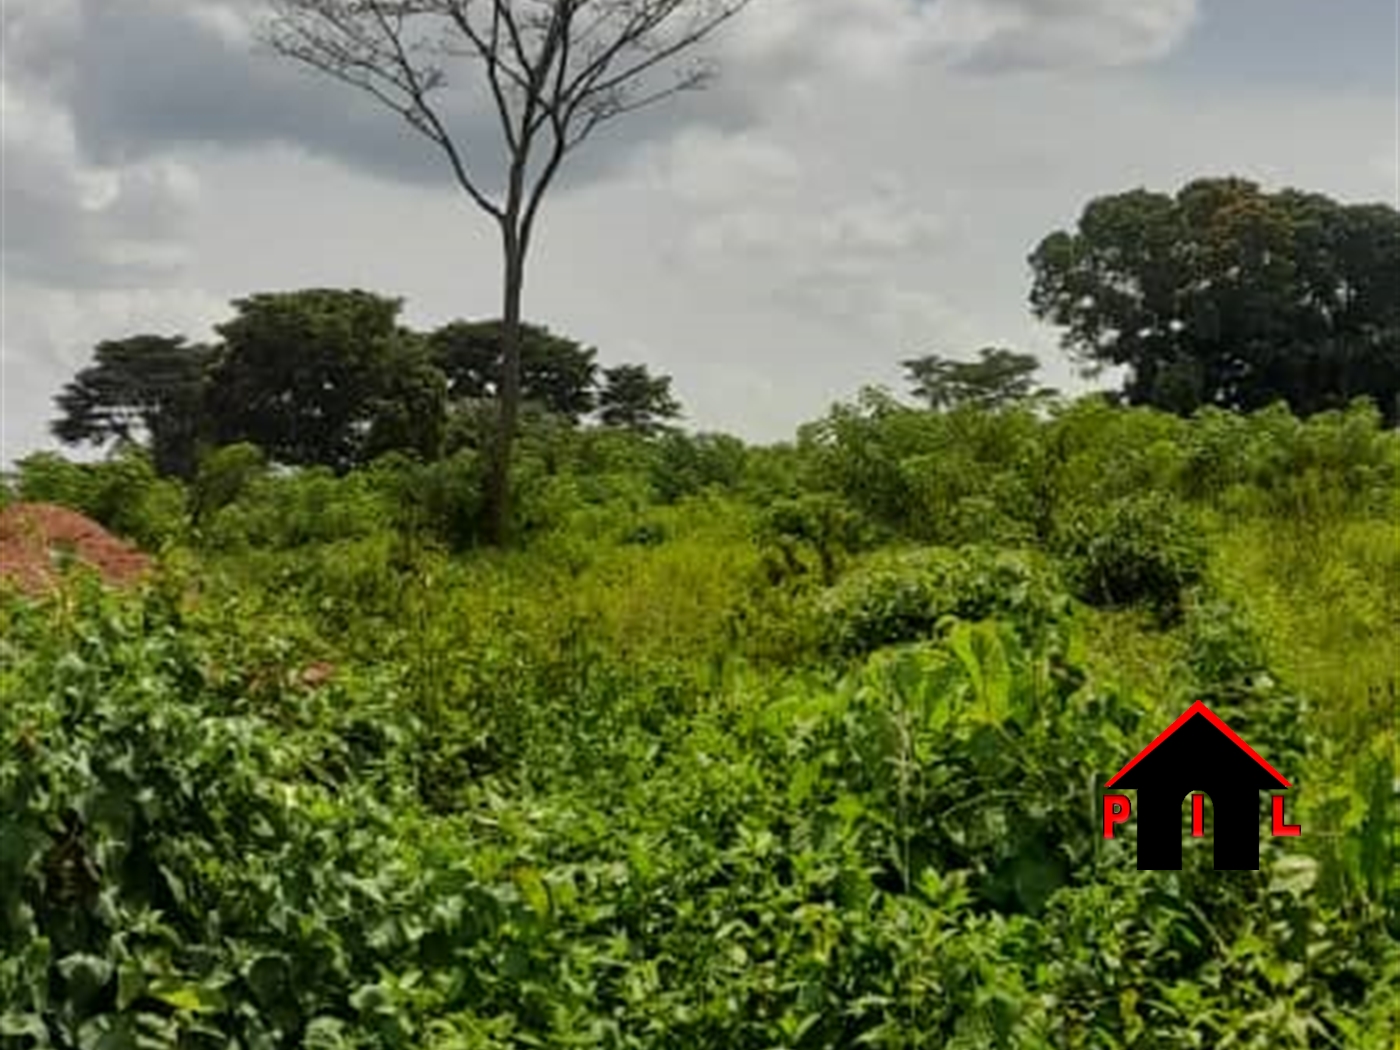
902, 348, 1055, 412
430, 320, 599, 422
1030, 177, 1400, 422
51, 335, 216, 480
205, 289, 445, 471
597, 364, 682, 434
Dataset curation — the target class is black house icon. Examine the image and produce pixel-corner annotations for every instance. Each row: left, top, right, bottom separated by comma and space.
1106, 701, 1291, 870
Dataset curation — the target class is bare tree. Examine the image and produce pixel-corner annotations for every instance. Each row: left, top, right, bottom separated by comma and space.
263, 0, 750, 543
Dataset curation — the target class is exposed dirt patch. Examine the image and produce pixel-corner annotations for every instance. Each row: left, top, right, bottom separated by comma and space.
298, 661, 337, 689
0, 502, 152, 594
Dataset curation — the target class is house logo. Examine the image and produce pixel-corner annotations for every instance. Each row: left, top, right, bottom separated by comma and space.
1102, 701, 1300, 870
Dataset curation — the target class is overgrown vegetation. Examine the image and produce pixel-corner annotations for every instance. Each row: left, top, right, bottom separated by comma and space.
3, 393, 1397, 1048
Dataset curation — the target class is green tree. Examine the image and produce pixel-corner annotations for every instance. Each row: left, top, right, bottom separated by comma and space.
1030, 177, 1400, 421
264, 0, 750, 544
901, 347, 1055, 411
597, 364, 681, 434
206, 289, 446, 470
50, 335, 215, 480
363, 334, 449, 463
430, 320, 599, 422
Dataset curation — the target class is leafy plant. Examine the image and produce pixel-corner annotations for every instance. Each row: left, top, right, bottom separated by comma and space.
1056, 492, 1208, 619
816, 545, 1068, 657
4, 392, 1397, 1048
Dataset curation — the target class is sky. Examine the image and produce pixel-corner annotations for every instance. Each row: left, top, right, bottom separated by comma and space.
2, 0, 1398, 461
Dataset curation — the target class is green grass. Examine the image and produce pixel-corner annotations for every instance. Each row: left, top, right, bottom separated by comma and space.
1211, 514, 1400, 742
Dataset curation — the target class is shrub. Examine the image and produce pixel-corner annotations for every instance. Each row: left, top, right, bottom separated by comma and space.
12, 451, 92, 509
651, 431, 748, 503
200, 466, 390, 551
758, 492, 872, 584
1180, 596, 1271, 686
1056, 493, 1207, 618
191, 443, 267, 527
389, 449, 485, 551
5, 395, 1397, 1049
816, 545, 1069, 656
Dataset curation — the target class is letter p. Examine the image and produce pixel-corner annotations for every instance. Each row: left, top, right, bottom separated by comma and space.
1103, 794, 1131, 838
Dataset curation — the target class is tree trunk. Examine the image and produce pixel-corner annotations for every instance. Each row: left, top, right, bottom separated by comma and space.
483, 233, 526, 545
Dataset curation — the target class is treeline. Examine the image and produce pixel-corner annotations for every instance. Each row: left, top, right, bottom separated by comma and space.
50, 289, 683, 480
28, 174, 1400, 549
10, 385, 1397, 590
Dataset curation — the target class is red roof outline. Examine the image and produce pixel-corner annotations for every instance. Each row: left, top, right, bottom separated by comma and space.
1105, 700, 1291, 789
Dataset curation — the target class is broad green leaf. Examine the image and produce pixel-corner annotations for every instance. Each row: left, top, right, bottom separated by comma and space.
514, 865, 551, 919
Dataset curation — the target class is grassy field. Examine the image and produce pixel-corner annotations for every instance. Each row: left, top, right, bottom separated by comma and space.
2, 396, 1397, 1048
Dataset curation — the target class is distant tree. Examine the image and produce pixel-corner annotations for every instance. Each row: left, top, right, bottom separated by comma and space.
51, 335, 216, 480
430, 320, 598, 422
264, 0, 752, 543
1030, 176, 1400, 421
901, 347, 1055, 412
596, 364, 681, 434
206, 289, 446, 470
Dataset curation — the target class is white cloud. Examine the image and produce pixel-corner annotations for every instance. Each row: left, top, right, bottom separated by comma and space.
1370, 148, 1400, 200
656, 127, 804, 204
929, 0, 1199, 69
633, 122, 963, 364
185, 0, 259, 46
722, 0, 1200, 87
679, 189, 955, 319
815, 200, 949, 254
0, 0, 82, 90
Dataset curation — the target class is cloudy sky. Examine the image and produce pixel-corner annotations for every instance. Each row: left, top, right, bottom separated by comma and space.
2, 0, 1397, 461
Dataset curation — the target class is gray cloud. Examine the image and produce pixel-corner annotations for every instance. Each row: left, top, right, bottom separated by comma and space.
1, 83, 199, 289
4, 0, 750, 198
7, 0, 1205, 195
69, 1, 506, 189
939, 0, 1199, 72
1, 167, 193, 289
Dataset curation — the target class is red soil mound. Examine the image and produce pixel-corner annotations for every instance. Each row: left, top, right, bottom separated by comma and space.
0, 502, 152, 594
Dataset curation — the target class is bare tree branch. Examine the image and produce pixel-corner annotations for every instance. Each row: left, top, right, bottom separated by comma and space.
266, 0, 507, 219
266, 0, 749, 228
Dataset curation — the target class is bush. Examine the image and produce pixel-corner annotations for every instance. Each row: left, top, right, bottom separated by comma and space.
1056, 493, 1207, 618
0, 590, 437, 1049
387, 449, 485, 551
651, 431, 748, 503
816, 545, 1069, 656
191, 443, 267, 527
4, 395, 1397, 1049
200, 466, 390, 551
757, 492, 872, 584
